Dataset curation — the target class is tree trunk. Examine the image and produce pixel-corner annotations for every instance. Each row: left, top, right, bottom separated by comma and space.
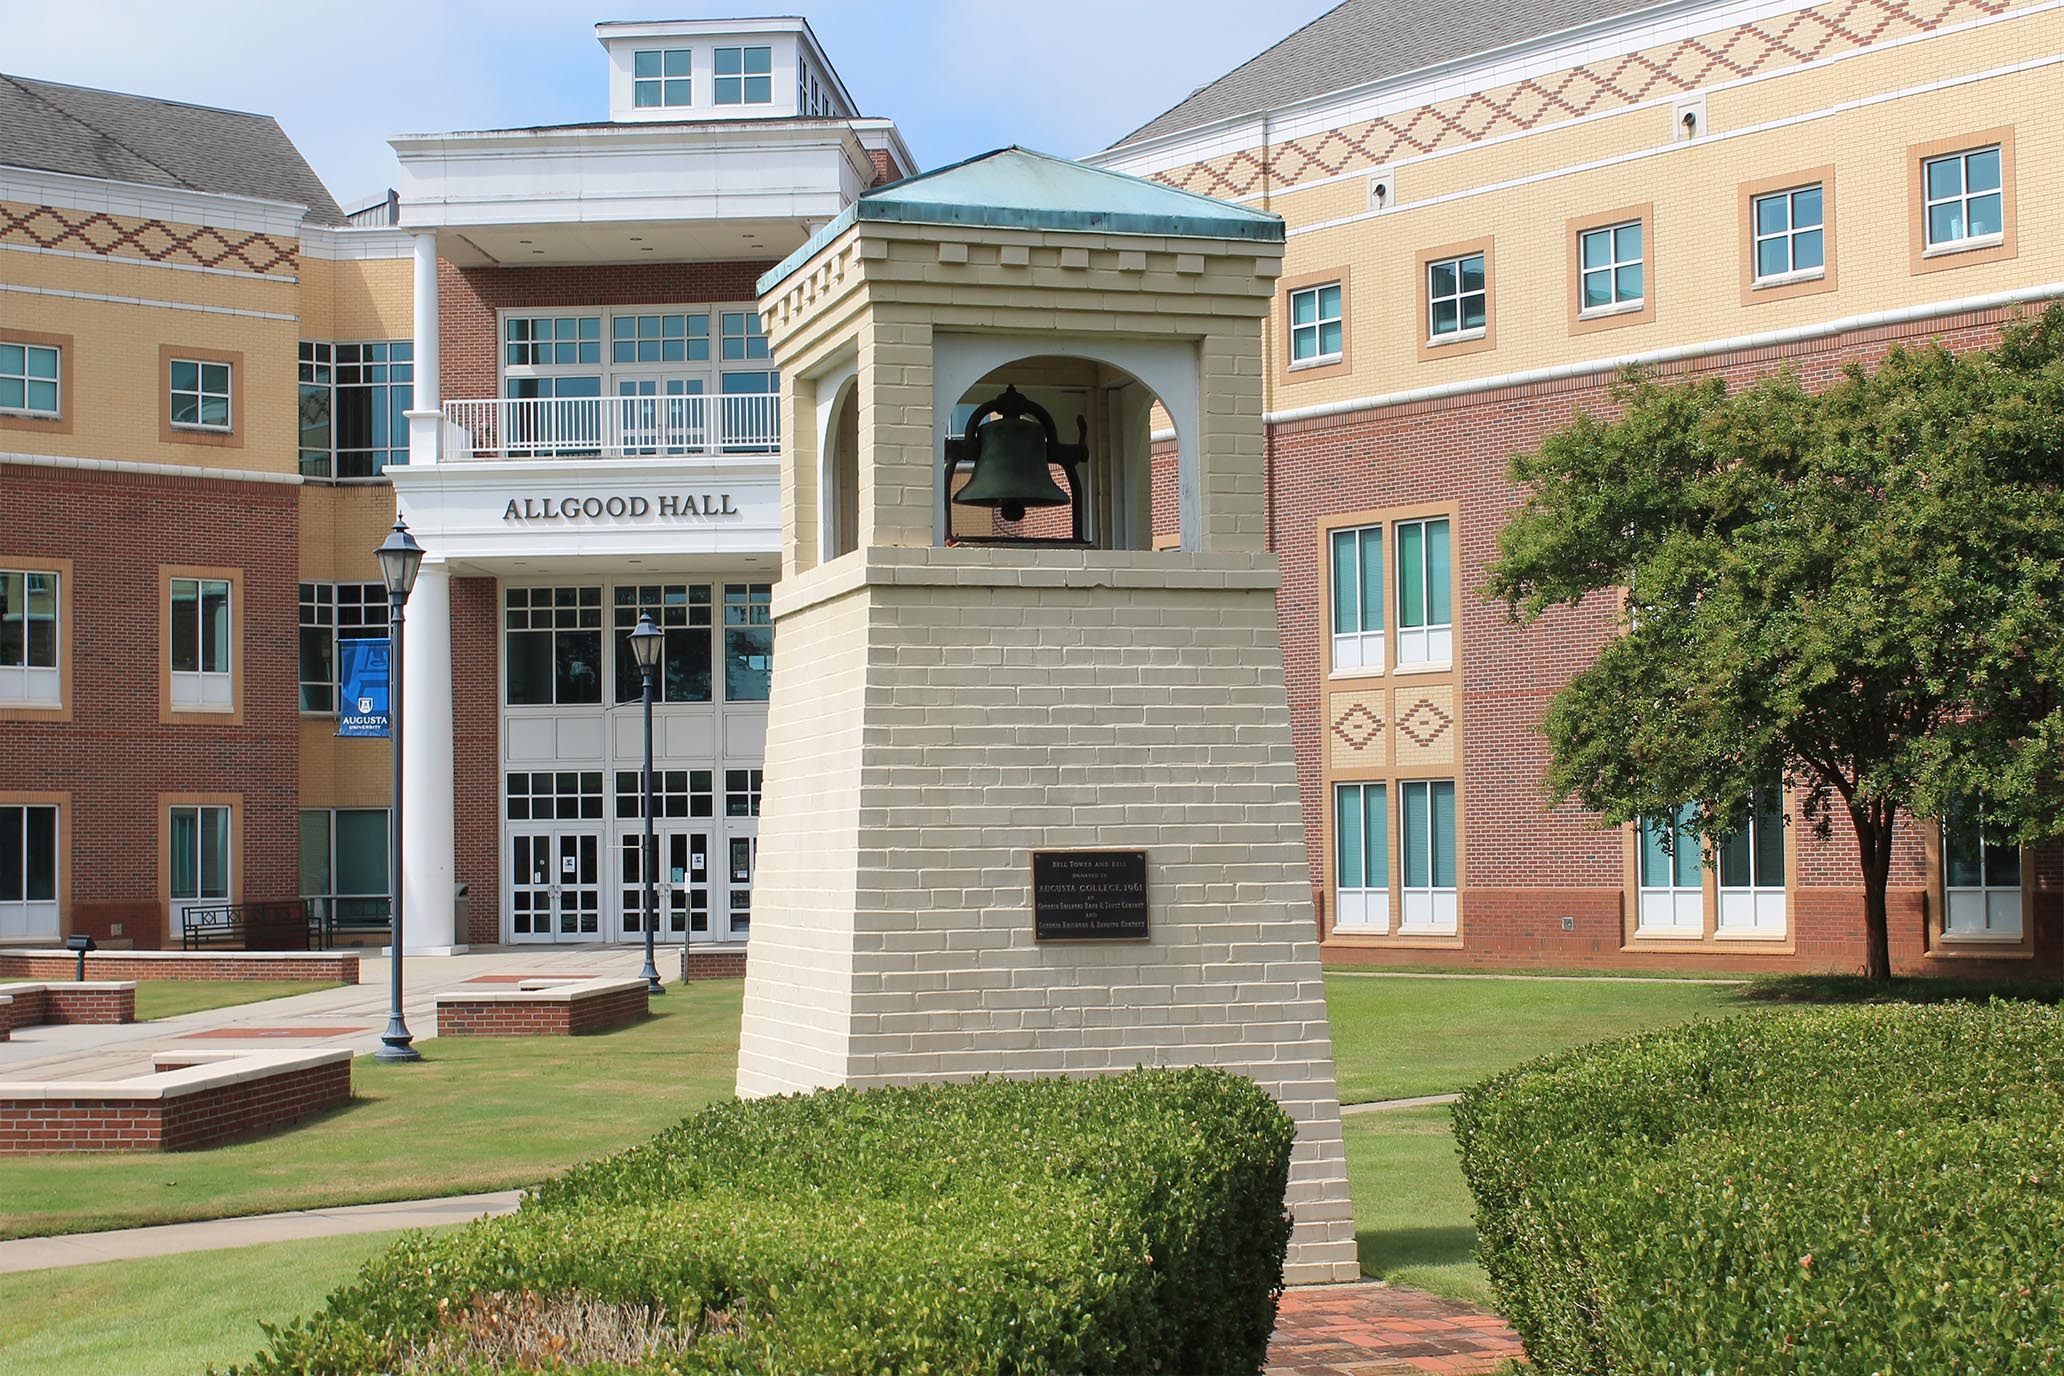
1849, 800, 1896, 984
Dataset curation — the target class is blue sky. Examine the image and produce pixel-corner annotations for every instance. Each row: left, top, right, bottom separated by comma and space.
7, 1, 1338, 207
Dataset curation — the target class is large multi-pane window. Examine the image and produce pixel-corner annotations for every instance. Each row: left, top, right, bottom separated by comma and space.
615, 769, 715, 819
0, 569, 59, 706
1638, 803, 1703, 935
506, 316, 602, 367
720, 311, 770, 362
726, 769, 763, 817
169, 576, 233, 710
169, 804, 231, 922
1578, 221, 1644, 313
713, 44, 772, 104
1943, 797, 2022, 938
1333, 782, 1390, 931
1426, 252, 1487, 339
612, 313, 710, 364
722, 584, 773, 702
633, 48, 692, 107
1923, 145, 2004, 250
1329, 525, 1385, 672
1716, 777, 1787, 934
1395, 518, 1452, 667
1399, 779, 1458, 932
1289, 283, 1343, 364
506, 771, 606, 821
612, 585, 713, 703
299, 808, 390, 933
1751, 184, 1825, 283
0, 341, 60, 417
298, 582, 389, 714
505, 587, 604, 706
168, 358, 232, 430
324, 343, 413, 476
0, 804, 58, 939
298, 342, 332, 476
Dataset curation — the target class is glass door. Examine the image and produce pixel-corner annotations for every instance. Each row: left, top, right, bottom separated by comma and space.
619, 828, 710, 942
616, 377, 707, 455
510, 830, 602, 942
722, 825, 756, 942
555, 832, 602, 939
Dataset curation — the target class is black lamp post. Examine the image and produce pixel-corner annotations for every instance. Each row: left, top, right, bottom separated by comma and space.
628, 611, 666, 996
374, 517, 425, 1063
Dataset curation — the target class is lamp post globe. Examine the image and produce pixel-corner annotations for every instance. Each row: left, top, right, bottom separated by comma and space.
375, 517, 423, 1063
629, 611, 667, 996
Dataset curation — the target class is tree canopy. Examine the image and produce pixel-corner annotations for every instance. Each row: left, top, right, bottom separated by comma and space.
1487, 306, 2064, 979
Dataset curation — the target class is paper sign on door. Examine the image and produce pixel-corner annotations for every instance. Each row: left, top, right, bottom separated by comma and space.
561, 855, 577, 874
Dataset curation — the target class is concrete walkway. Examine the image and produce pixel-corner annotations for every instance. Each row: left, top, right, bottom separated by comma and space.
1341, 1092, 1462, 1115
0, 944, 650, 1079
0, 1191, 523, 1274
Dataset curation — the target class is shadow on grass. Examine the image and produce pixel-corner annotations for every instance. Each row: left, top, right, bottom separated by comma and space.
1738, 975, 2064, 1006
1357, 1223, 1479, 1277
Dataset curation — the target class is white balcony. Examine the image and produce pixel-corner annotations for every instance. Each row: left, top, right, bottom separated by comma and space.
442, 393, 779, 461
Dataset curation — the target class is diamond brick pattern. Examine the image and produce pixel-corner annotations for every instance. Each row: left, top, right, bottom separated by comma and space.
1152, 0, 2007, 198
0, 200, 298, 276
1331, 701, 1386, 750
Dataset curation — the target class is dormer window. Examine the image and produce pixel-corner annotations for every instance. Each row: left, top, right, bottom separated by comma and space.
714, 45, 772, 105
634, 49, 692, 108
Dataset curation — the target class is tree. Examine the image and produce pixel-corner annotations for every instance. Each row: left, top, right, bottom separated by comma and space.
1487, 306, 2064, 981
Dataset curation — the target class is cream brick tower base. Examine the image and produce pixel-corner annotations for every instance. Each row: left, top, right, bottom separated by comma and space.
737, 149, 1359, 1283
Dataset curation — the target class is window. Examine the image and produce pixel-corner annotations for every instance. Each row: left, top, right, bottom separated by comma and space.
506, 316, 602, 367
298, 582, 389, 714
1329, 525, 1385, 672
1924, 145, 2004, 251
633, 48, 692, 108
169, 576, 232, 710
1399, 779, 1458, 932
1943, 798, 2022, 938
1289, 283, 1343, 364
726, 769, 763, 818
506, 771, 605, 821
298, 341, 332, 477
1716, 777, 1786, 935
1752, 184, 1825, 283
1579, 221, 1644, 314
612, 313, 709, 364
0, 342, 60, 417
0, 804, 58, 939
1394, 518, 1452, 667
169, 358, 232, 430
720, 311, 769, 362
169, 804, 230, 927
299, 809, 389, 934
1637, 804, 1703, 935
615, 769, 715, 820
505, 588, 603, 706
612, 584, 713, 704
1427, 252, 1487, 340
713, 45, 772, 104
334, 343, 413, 476
1333, 782, 1389, 931
0, 569, 59, 705
723, 583, 773, 702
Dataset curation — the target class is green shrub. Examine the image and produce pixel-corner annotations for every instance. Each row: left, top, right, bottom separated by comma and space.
238, 1067, 1295, 1375
1453, 1000, 2064, 1374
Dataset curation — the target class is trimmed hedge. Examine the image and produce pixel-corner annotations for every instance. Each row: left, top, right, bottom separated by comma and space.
1453, 1000, 2064, 1374
238, 1067, 1295, 1374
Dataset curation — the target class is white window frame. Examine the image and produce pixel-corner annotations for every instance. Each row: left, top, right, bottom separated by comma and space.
713, 44, 773, 105
170, 576, 233, 711
1922, 145, 2005, 254
632, 48, 693, 109
1751, 184, 1826, 285
1394, 517, 1453, 669
0, 568, 60, 707
1289, 283, 1343, 366
0, 341, 60, 418
1329, 524, 1386, 674
1398, 779, 1458, 934
0, 803, 59, 942
1426, 252, 1487, 342
1333, 781, 1390, 932
1715, 785, 1787, 936
1578, 221, 1645, 317
168, 803, 232, 935
1942, 804, 2023, 940
168, 357, 233, 432
1636, 804, 1704, 937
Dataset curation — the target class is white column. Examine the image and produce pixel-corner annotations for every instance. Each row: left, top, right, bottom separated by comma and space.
404, 230, 442, 467
400, 562, 462, 953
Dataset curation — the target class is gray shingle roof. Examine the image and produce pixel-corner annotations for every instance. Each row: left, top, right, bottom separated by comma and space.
0, 73, 344, 224
1107, 0, 1670, 151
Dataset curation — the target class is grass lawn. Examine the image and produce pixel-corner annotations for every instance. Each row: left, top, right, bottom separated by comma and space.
1324, 972, 1742, 1103
1343, 1107, 1490, 1306
0, 1228, 424, 1376
132, 979, 339, 1021
0, 980, 743, 1240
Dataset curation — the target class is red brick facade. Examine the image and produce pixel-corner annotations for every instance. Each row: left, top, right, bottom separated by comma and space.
1276, 305, 2062, 976
0, 463, 301, 943
451, 575, 503, 947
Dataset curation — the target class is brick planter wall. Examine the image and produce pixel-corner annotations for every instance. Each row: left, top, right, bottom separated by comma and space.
684, 949, 747, 980
0, 951, 358, 984
157, 1059, 351, 1151
0, 982, 134, 1027
436, 979, 649, 1037
0, 1050, 351, 1154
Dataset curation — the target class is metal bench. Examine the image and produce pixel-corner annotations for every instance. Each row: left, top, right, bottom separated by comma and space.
180, 900, 315, 951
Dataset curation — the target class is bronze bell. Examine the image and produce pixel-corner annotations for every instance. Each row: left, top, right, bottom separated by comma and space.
955, 413, 1071, 523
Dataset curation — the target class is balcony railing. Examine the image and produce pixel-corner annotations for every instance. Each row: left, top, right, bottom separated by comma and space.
441, 394, 780, 461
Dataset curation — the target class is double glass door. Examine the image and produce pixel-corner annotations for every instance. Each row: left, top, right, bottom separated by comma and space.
510, 830, 603, 942
619, 828, 713, 942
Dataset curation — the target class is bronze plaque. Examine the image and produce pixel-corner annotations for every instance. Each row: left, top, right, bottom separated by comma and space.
1032, 850, 1149, 941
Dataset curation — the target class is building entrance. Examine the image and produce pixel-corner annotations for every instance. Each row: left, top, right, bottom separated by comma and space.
509, 829, 604, 943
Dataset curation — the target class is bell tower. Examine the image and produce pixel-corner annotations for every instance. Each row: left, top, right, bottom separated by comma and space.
736, 148, 1358, 1283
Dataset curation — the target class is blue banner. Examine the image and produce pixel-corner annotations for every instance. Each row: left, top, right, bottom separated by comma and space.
338, 638, 391, 738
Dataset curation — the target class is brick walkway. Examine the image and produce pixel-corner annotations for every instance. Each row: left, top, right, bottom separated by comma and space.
1266, 1282, 1525, 1374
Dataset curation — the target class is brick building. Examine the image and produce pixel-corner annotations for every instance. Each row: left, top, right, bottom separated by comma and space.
1091, 0, 2064, 975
